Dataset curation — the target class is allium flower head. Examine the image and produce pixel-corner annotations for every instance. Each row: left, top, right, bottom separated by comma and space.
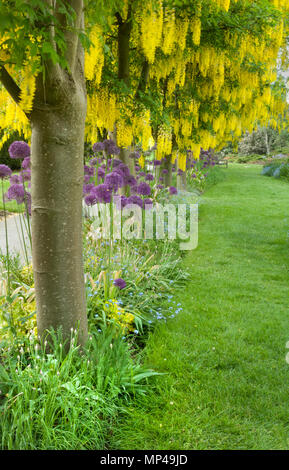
6, 184, 26, 204
143, 198, 153, 210
92, 142, 105, 153
9, 141, 30, 159
103, 139, 120, 156
153, 160, 162, 166
0, 164, 12, 179
145, 173, 154, 181
97, 167, 105, 179
137, 182, 151, 196
10, 174, 21, 184
116, 163, 130, 177
84, 193, 97, 206
83, 183, 94, 195
91, 183, 112, 203
125, 175, 137, 186
129, 151, 140, 159
169, 186, 178, 195
112, 159, 123, 168
113, 278, 126, 290
126, 195, 143, 208
20, 170, 31, 182
84, 165, 94, 176
105, 171, 124, 192
22, 157, 31, 170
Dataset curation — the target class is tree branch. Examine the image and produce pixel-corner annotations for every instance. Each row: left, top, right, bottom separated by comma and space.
0, 66, 21, 104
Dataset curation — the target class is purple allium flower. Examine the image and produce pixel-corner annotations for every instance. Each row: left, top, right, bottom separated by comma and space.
159, 177, 164, 182
21, 157, 31, 170
103, 139, 120, 156
92, 142, 105, 153
8, 141, 30, 159
6, 184, 26, 204
116, 163, 130, 177
130, 184, 138, 194
177, 169, 184, 176
20, 170, 31, 182
126, 195, 143, 208
153, 160, 162, 166
113, 278, 126, 290
125, 175, 137, 186
89, 157, 98, 166
156, 184, 164, 190
84, 174, 91, 184
84, 165, 95, 176
10, 174, 21, 184
91, 183, 112, 203
145, 173, 154, 181
169, 186, 178, 195
172, 166, 176, 172
137, 182, 151, 196
83, 183, 95, 195
84, 193, 97, 206
143, 198, 153, 210
192, 173, 196, 178
162, 169, 168, 174
135, 164, 141, 172
120, 195, 128, 208
105, 171, 124, 192
129, 151, 140, 159
112, 159, 123, 168
97, 167, 105, 179
139, 171, 146, 178
0, 164, 12, 179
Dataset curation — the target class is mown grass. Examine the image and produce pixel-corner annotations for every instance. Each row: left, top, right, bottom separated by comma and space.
110, 164, 289, 450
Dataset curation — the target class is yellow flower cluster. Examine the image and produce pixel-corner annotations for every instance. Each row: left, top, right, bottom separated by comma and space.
156, 125, 172, 160
85, 25, 104, 85
178, 151, 187, 172
140, 0, 163, 64
86, 88, 118, 143
19, 64, 36, 113
104, 299, 135, 333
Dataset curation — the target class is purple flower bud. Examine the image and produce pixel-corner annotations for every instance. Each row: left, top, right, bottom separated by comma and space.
145, 173, 154, 181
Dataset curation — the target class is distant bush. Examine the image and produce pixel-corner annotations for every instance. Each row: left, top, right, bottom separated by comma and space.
0, 132, 23, 170
262, 162, 289, 181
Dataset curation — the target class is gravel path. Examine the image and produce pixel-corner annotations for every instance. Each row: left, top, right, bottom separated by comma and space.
0, 213, 31, 263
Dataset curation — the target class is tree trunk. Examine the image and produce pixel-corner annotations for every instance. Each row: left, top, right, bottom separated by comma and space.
30, 81, 88, 346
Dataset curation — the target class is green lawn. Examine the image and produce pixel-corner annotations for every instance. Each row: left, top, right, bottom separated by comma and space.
110, 164, 289, 450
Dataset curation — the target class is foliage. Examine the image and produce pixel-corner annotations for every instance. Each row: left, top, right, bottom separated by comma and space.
0, 328, 159, 449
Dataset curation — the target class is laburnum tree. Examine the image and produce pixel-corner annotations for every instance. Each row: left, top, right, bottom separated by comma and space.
0, 0, 289, 345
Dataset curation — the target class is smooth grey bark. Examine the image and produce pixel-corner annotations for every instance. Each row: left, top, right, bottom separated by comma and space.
30, 86, 87, 345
